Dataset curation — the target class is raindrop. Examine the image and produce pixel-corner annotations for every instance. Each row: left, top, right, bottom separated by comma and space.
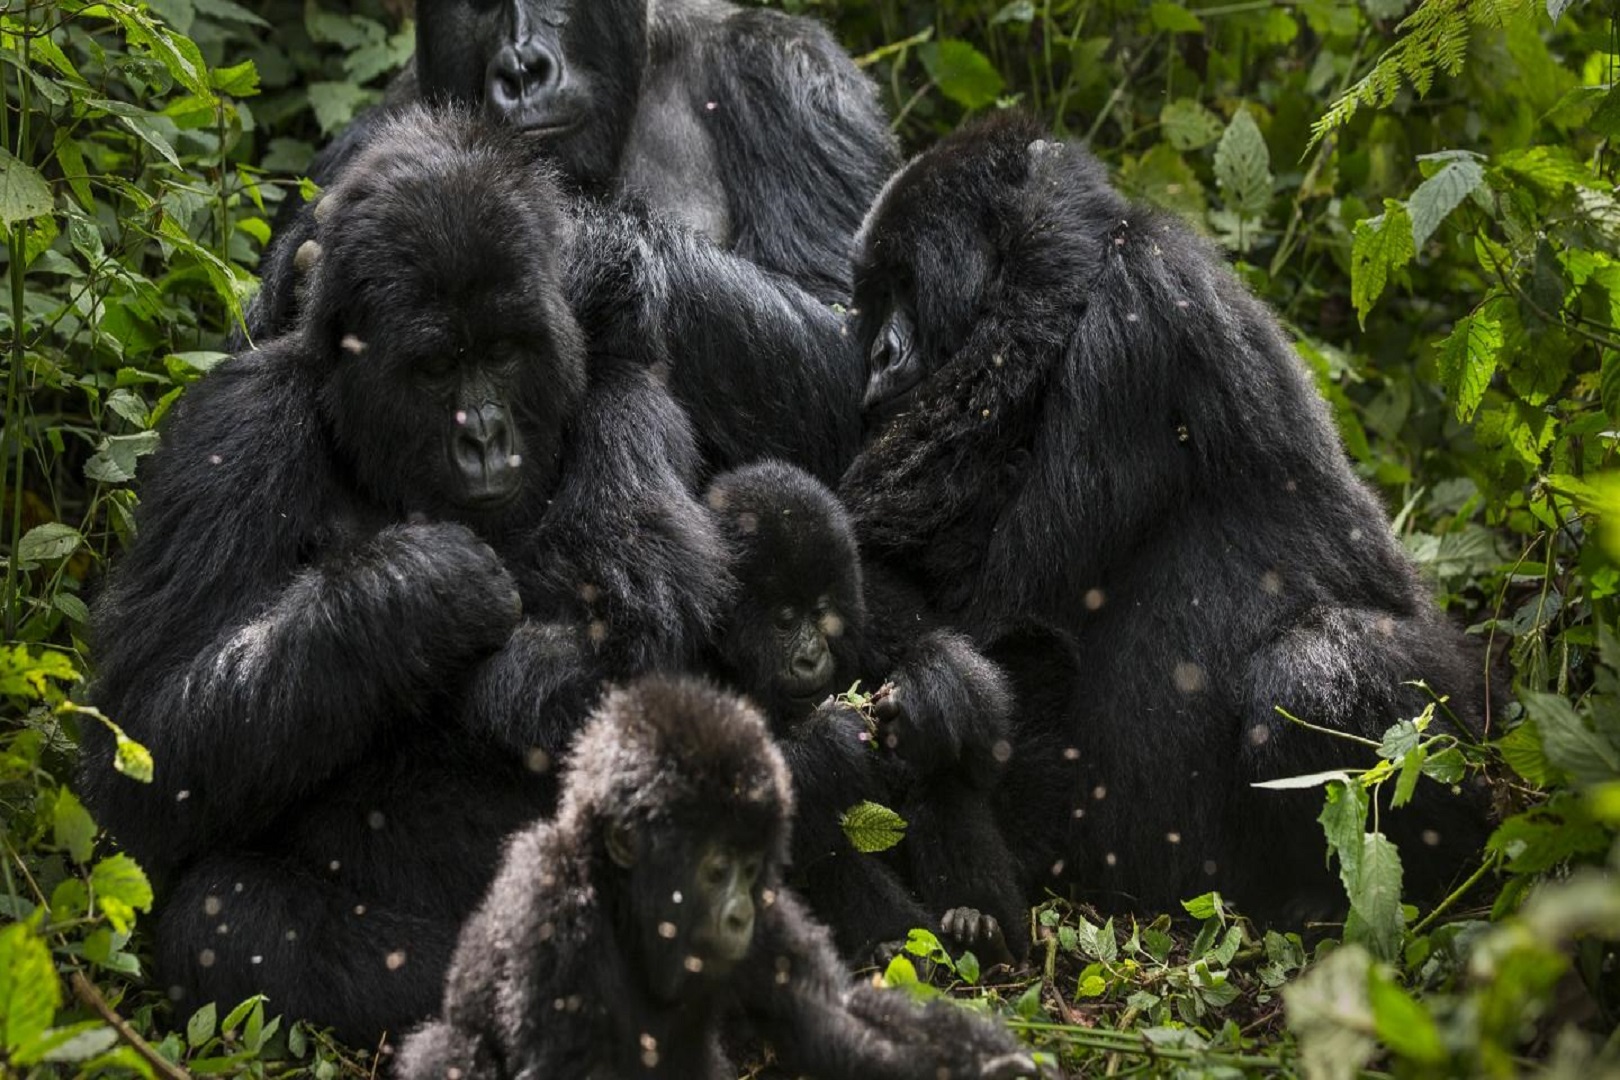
992, 354, 1005, 367
447, 1070, 464, 1080
455, 410, 468, 425
1125, 312, 1139, 322
1105, 852, 1117, 867
204, 895, 223, 916
367, 810, 386, 830
385, 950, 407, 971
1084, 588, 1106, 611
683, 956, 705, 973
1062, 747, 1080, 761
1260, 570, 1282, 595
285, 929, 299, 942
198, 949, 216, 968
1202, 859, 1218, 875
981, 409, 991, 419
991, 739, 1012, 764
737, 511, 759, 535
1092, 784, 1108, 801
1248, 725, 1271, 747
354, 905, 367, 916
168, 986, 186, 1002
1422, 829, 1441, 847
507, 454, 523, 468
704, 101, 718, 111
340, 334, 367, 356
761, 889, 777, 907
1173, 662, 1207, 694
538, 922, 554, 941
525, 748, 552, 774
658, 921, 677, 940
1349, 528, 1363, 542
1176, 299, 1191, 309
672, 891, 683, 904
1284, 479, 1298, 493
233, 882, 243, 893
177, 790, 191, 801
216, 923, 229, 935
207, 456, 222, 467
328, 860, 342, 872
1072, 808, 1086, 819
578, 582, 601, 604
1050, 860, 1066, 877
251, 955, 263, 965
1166, 832, 1182, 844
587, 620, 608, 645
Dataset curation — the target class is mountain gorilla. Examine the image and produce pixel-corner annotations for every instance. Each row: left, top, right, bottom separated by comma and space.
78, 107, 727, 1046
705, 462, 1027, 966
396, 677, 1034, 1080
245, 0, 894, 483
839, 113, 1492, 924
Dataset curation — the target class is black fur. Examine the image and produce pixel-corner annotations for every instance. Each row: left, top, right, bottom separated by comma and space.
705, 462, 1028, 964
394, 676, 1034, 1080
840, 113, 1492, 923
241, 0, 894, 484
78, 108, 726, 1046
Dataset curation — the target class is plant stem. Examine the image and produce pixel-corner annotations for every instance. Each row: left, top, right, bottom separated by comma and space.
1, 0, 33, 641
1410, 852, 1499, 936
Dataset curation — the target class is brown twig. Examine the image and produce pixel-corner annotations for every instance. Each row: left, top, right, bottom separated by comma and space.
70, 970, 191, 1080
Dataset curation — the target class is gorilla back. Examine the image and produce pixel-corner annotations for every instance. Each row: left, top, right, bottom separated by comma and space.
79, 107, 725, 1045
841, 113, 1492, 923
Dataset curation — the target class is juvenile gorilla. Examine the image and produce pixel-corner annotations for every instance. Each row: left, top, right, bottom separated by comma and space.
395, 676, 1034, 1080
840, 113, 1491, 923
705, 462, 1028, 965
246, 0, 891, 482
78, 107, 726, 1045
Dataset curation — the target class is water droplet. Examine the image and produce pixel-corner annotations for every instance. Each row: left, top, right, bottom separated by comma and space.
1173, 662, 1207, 694
454, 410, 468, 426
525, 748, 552, 774
1260, 570, 1282, 594
1062, 747, 1081, 761
1422, 829, 1441, 846
991, 739, 1012, 763
1202, 860, 1218, 875
1248, 725, 1271, 747
328, 860, 341, 872
1050, 860, 1066, 877
507, 454, 523, 468
683, 956, 705, 973
340, 334, 367, 356
207, 456, 222, 467
1092, 784, 1108, 801
672, 891, 683, 904
198, 949, 216, 968
658, 921, 677, 940
1105, 852, 1117, 867
250, 954, 263, 965
204, 895, 222, 916
385, 950, 407, 970
354, 904, 367, 916
367, 810, 386, 830
737, 511, 759, 535
1084, 588, 1106, 611
1166, 832, 1182, 844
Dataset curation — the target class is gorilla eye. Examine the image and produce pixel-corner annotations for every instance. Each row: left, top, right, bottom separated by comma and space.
701, 853, 732, 887
869, 308, 914, 374
772, 605, 798, 630
741, 856, 763, 885
419, 351, 459, 380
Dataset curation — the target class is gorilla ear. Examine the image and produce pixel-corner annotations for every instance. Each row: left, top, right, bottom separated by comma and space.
605, 820, 639, 869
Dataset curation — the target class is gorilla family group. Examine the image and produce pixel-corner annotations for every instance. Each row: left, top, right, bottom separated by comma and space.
77, 0, 1493, 1076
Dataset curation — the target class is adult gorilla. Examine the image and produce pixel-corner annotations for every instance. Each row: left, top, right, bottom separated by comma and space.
247, 0, 893, 482
840, 113, 1491, 925
78, 108, 727, 1046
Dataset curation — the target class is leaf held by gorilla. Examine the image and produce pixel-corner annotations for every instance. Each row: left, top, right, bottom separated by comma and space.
839, 800, 907, 853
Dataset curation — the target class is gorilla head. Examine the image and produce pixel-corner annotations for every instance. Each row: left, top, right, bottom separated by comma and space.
301, 104, 587, 521
414, 0, 647, 194
852, 112, 1108, 433
705, 462, 866, 724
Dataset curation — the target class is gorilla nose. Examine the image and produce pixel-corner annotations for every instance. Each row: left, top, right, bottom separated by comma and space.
486, 39, 564, 119
454, 404, 518, 500
790, 649, 833, 689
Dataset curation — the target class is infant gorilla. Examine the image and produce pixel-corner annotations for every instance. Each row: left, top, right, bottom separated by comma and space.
395, 676, 1033, 1080
704, 461, 1028, 966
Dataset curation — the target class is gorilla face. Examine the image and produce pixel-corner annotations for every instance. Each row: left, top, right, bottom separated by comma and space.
415, 0, 648, 194
306, 111, 588, 523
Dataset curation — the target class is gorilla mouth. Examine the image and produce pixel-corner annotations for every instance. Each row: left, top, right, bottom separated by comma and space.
513, 114, 581, 138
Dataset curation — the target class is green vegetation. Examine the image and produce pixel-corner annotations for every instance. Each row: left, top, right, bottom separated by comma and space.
1, 0, 1617, 1075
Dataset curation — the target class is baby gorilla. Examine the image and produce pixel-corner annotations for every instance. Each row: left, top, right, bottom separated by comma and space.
704, 461, 1028, 966
394, 677, 1034, 1080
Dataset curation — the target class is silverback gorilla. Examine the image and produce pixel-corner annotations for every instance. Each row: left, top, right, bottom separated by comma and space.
839, 113, 1491, 924
246, 0, 894, 483
78, 108, 727, 1046
396, 677, 1035, 1080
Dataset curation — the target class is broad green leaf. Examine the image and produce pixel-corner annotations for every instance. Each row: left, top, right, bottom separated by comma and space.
1496, 722, 1555, 786
85, 431, 161, 485
52, 131, 92, 212
0, 921, 61, 1054
1421, 747, 1467, 785
1213, 108, 1272, 218
1368, 966, 1445, 1064
222, 995, 264, 1036
1350, 202, 1414, 326
19, 1022, 119, 1066
1159, 99, 1223, 151
53, 790, 97, 865
1149, 2, 1204, 33
1408, 154, 1485, 248
1434, 307, 1502, 422
211, 60, 260, 97
1591, 86, 1620, 137
919, 40, 1004, 110
1393, 745, 1427, 808
991, 1, 1035, 24
839, 801, 907, 853
1319, 781, 1369, 897
1522, 691, 1620, 785
1377, 719, 1421, 760
308, 81, 374, 135
187, 1001, 217, 1048
1348, 833, 1404, 961
90, 854, 154, 934
0, 147, 52, 226
1180, 892, 1226, 921
17, 523, 83, 564
956, 950, 980, 984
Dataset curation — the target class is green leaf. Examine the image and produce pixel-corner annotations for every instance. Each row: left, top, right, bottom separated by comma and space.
1283, 945, 1377, 1080
1149, 2, 1205, 33
53, 790, 97, 865
1319, 781, 1369, 897
990, 1, 1036, 24
1392, 745, 1426, 808
21, 1022, 119, 1066
85, 431, 162, 485
1421, 747, 1467, 785
0, 147, 53, 226
919, 40, 1004, 110
222, 994, 264, 1035
839, 801, 907, 853
1367, 966, 1445, 1065
1591, 86, 1620, 137
956, 950, 980, 984
1521, 691, 1620, 786
1213, 108, 1273, 218
307, 81, 374, 135
90, 854, 154, 934
16, 523, 83, 564
1348, 833, 1405, 961
1408, 154, 1485, 248
1014, 982, 1044, 1019
1350, 202, 1415, 327
0, 921, 61, 1054
1496, 722, 1555, 786
1434, 307, 1502, 423
211, 60, 260, 97
1180, 892, 1226, 921
187, 1001, 217, 1048
1159, 99, 1224, 151
1377, 719, 1421, 760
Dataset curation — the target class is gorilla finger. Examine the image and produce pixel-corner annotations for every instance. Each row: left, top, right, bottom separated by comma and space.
981, 1051, 1040, 1079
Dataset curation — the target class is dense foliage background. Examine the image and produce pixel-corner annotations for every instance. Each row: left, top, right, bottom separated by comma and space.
0, 0, 1616, 1075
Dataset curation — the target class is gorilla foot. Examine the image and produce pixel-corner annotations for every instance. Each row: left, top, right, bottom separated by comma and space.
941, 906, 1014, 968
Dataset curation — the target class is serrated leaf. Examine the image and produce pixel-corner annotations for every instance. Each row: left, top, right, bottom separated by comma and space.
1434, 307, 1502, 423
0, 147, 53, 226
24, 1022, 119, 1065
90, 854, 153, 934
1591, 86, 1620, 137
1349, 833, 1405, 961
991, 1, 1035, 24
53, 790, 96, 865
1393, 745, 1427, 808
1409, 156, 1485, 248
222, 995, 263, 1035
1422, 746, 1467, 785
1283, 945, 1377, 1080
1181, 892, 1225, 921
0, 921, 61, 1054
956, 951, 980, 984
919, 40, 1004, 110
1496, 723, 1554, 786
17, 523, 82, 564
1319, 781, 1369, 897
1351, 202, 1415, 326
1378, 719, 1422, 760
1213, 108, 1272, 218
53, 592, 90, 625
85, 431, 161, 485
1522, 691, 1620, 786
1160, 99, 1224, 151
308, 81, 374, 135
839, 801, 907, 853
